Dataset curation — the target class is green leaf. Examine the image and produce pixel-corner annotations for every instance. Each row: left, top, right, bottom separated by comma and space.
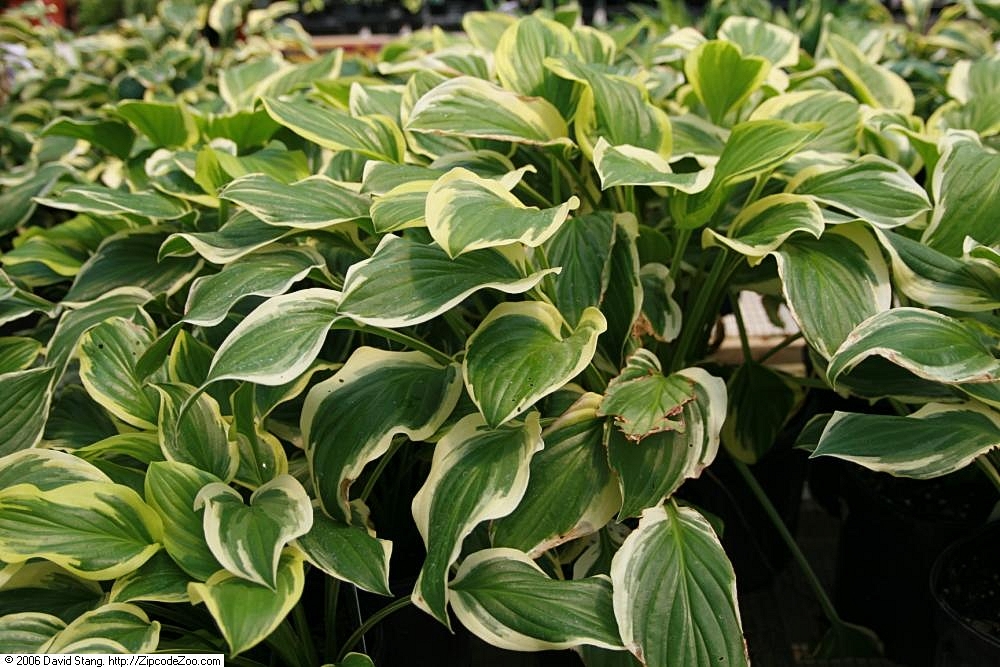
637, 264, 682, 343
462, 11, 518, 51
78, 318, 161, 430
826, 34, 915, 114
610, 504, 748, 667
0, 336, 43, 373
450, 548, 623, 651
598, 215, 642, 366
189, 549, 305, 657
545, 211, 615, 327
213, 144, 312, 184
827, 307, 1000, 386
303, 347, 462, 521
263, 97, 404, 163
774, 223, 890, 359
195, 109, 282, 149
0, 561, 103, 622
491, 393, 619, 555
545, 57, 671, 160
427, 167, 579, 258
113, 100, 198, 147
0, 367, 55, 456
812, 403, 1000, 479
876, 227, 1000, 311
154, 383, 239, 483
0, 449, 109, 491
787, 156, 930, 229
0, 613, 66, 653
411, 413, 542, 627
465, 302, 606, 428
0, 163, 69, 235
161, 210, 298, 265
195, 475, 312, 589
43, 603, 159, 654
42, 117, 135, 160
922, 133, 1000, 255
0, 481, 163, 580
946, 55, 1000, 104
109, 550, 191, 604
338, 234, 556, 328
294, 511, 392, 595
206, 288, 342, 385
718, 16, 799, 68
144, 461, 223, 581
406, 76, 573, 148
684, 40, 769, 125
703, 194, 824, 265
230, 383, 289, 489
220, 174, 370, 230
749, 90, 861, 155
496, 16, 579, 119
592, 139, 714, 193
722, 362, 801, 464
36, 185, 189, 221
184, 247, 325, 327
369, 179, 435, 233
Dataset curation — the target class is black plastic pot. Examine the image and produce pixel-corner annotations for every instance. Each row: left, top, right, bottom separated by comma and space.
930, 521, 1000, 667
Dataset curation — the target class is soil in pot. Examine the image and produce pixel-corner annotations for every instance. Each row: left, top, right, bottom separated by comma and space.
930, 521, 1000, 667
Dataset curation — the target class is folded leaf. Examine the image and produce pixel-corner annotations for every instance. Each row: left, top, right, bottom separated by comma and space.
294, 511, 392, 595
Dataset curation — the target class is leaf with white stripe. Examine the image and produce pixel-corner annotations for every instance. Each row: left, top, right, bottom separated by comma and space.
303, 347, 461, 522
774, 223, 890, 359
465, 302, 606, 428
109, 551, 191, 604
411, 413, 542, 627
0, 337, 42, 373
0, 482, 163, 580
220, 174, 370, 230
827, 307, 1000, 387
450, 548, 623, 651
161, 211, 298, 265
0, 613, 66, 653
338, 235, 557, 328
407, 76, 573, 148
35, 185, 189, 221
826, 34, 914, 114
787, 156, 930, 229
184, 246, 326, 327
154, 382, 238, 483
703, 194, 823, 266
206, 288, 342, 385
684, 40, 769, 125
812, 403, 1000, 479
43, 603, 159, 654
750, 90, 861, 155
637, 264, 682, 343
718, 16, 799, 68
491, 393, 619, 556
294, 511, 392, 595
496, 16, 579, 119
611, 504, 747, 667
0, 367, 56, 456
593, 139, 714, 193
189, 549, 305, 657
369, 179, 435, 233
195, 475, 312, 589
427, 167, 579, 258
0, 449, 109, 491
544, 211, 615, 327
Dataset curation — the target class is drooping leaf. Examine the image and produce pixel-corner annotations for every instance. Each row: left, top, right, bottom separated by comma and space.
194, 475, 312, 589
450, 547, 623, 651
465, 302, 606, 428
0, 613, 66, 653
426, 167, 579, 258
827, 307, 1000, 386
144, 461, 223, 581
0, 337, 43, 373
722, 362, 801, 464
294, 511, 392, 595
206, 288, 342, 385
749, 90, 861, 155
812, 403, 1000, 479
787, 156, 931, 229
411, 413, 542, 627
0, 163, 69, 235
154, 382, 239, 483
0, 367, 56, 456
636, 264, 682, 343
545, 211, 615, 327
161, 210, 298, 265
598, 214, 643, 366
0, 449, 109, 492
592, 139, 714, 193
610, 504, 748, 667
189, 550, 305, 656
491, 393, 619, 555
183, 246, 325, 327
303, 347, 461, 521
42, 117, 135, 160
230, 383, 288, 489
406, 76, 573, 148
774, 223, 891, 359
219, 174, 370, 230
0, 561, 103, 622
0, 482, 163, 580
338, 234, 557, 328
113, 100, 198, 147
703, 194, 824, 266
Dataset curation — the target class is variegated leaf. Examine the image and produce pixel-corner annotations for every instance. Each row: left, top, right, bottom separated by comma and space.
154, 382, 238, 483
302, 347, 461, 521
611, 504, 747, 667
826, 34, 915, 114
109, 551, 191, 604
637, 264, 682, 343
194, 475, 312, 589
750, 90, 861, 155
450, 548, 623, 651
544, 211, 615, 327
0, 367, 56, 456
0, 449, 109, 491
42, 603, 159, 654
718, 16, 799, 68
593, 139, 714, 193
0, 337, 43, 373
0, 613, 66, 653
161, 211, 297, 265
465, 302, 606, 428
411, 413, 542, 627
294, 511, 392, 595
220, 174, 370, 229
35, 185, 188, 221
703, 194, 824, 266
495, 16, 579, 119
684, 40, 769, 125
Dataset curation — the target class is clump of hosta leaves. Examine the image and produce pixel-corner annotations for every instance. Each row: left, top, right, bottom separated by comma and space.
2, 0, 999, 665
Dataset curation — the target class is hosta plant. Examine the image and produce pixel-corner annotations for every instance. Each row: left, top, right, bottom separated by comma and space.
2, 0, 998, 664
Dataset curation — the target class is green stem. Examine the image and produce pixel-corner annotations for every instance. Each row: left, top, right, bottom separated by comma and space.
517, 179, 555, 209
975, 455, 1000, 495
550, 154, 562, 205
359, 437, 403, 503
757, 332, 804, 365
353, 324, 454, 366
730, 293, 753, 362
325, 578, 341, 661
335, 596, 412, 663
669, 249, 739, 371
292, 602, 319, 667
733, 459, 842, 626
668, 228, 692, 283
555, 151, 600, 209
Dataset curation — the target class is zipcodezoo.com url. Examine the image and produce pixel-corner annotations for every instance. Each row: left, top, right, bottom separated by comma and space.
4, 655, 225, 667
